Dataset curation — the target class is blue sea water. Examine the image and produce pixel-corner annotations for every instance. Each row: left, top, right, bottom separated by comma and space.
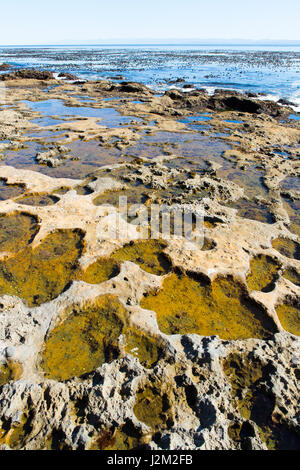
0, 44, 300, 110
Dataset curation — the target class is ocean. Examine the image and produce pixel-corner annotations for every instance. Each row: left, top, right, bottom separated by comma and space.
0, 44, 300, 110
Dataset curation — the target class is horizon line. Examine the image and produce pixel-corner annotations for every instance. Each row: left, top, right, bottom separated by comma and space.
1, 41, 300, 47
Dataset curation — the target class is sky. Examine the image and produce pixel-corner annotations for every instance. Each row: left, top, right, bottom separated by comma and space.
0, 0, 299, 45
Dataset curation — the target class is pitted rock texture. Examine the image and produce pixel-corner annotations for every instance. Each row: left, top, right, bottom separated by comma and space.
0, 77, 299, 450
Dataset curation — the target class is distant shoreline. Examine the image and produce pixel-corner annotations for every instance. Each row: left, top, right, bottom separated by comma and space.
1, 43, 300, 47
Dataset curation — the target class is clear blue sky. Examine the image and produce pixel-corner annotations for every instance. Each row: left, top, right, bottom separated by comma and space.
0, 0, 299, 45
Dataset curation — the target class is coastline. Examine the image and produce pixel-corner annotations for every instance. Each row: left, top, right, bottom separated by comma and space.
0, 69, 299, 450
1, 43, 300, 109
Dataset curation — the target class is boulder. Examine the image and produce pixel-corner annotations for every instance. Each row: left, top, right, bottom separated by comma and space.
278, 98, 295, 107
57, 72, 78, 80
209, 91, 292, 117
116, 81, 152, 94
0, 69, 54, 81
164, 89, 185, 100
0, 63, 11, 71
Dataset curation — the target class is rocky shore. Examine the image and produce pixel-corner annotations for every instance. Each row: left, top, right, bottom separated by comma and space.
0, 70, 299, 450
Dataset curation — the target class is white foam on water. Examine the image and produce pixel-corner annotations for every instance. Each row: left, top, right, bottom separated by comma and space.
289, 87, 300, 112
256, 93, 281, 103
53, 72, 64, 81
182, 87, 196, 93
201, 86, 216, 95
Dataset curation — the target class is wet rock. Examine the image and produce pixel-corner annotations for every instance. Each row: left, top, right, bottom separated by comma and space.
57, 72, 78, 80
168, 78, 185, 84
0, 63, 11, 71
164, 89, 185, 101
209, 91, 292, 117
35, 145, 70, 167
107, 75, 126, 80
278, 98, 295, 107
0, 69, 54, 81
116, 81, 153, 94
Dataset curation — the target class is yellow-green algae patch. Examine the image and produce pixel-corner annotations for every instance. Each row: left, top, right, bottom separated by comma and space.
133, 380, 174, 431
93, 187, 150, 207
17, 194, 60, 206
282, 267, 300, 287
201, 238, 216, 251
76, 257, 120, 284
75, 185, 94, 196
0, 409, 33, 450
140, 273, 277, 340
0, 361, 23, 386
272, 237, 300, 260
40, 295, 128, 381
90, 423, 151, 450
204, 216, 223, 229
111, 240, 172, 276
124, 328, 164, 369
223, 353, 263, 420
0, 179, 24, 201
276, 303, 300, 336
246, 255, 281, 292
0, 229, 84, 306
0, 212, 39, 253
223, 352, 300, 450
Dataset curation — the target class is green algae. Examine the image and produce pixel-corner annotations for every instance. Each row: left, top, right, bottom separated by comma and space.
223, 353, 263, 420
93, 186, 150, 207
204, 216, 223, 229
227, 199, 274, 224
124, 328, 164, 369
272, 237, 300, 260
0, 361, 23, 386
0, 212, 40, 253
0, 179, 24, 201
133, 380, 174, 431
140, 273, 277, 340
201, 238, 216, 251
282, 267, 300, 287
0, 229, 84, 306
17, 194, 60, 206
276, 303, 300, 336
77, 257, 120, 284
75, 185, 94, 196
228, 421, 245, 442
41, 295, 128, 381
282, 197, 300, 237
246, 255, 281, 292
224, 352, 300, 450
90, 423, 150, 450
111, 240, 172, 276
0, 410, 33, 450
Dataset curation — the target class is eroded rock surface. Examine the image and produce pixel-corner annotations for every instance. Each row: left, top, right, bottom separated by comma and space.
0, 76, 299, 450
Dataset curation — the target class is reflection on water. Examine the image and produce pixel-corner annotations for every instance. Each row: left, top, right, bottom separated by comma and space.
218, 165, 268, 198
30, 117, 68, 127
224, 119, 244, 124
124, 131, 230, 162
283, 196, 300, 236
281, 176, 300, 192
22, 99, 140, 128
226, 198, 274, 224
0, 140, 132, 179
289, 114, 300, 121
178, 114, 212, 131
0, 179, 24, 200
